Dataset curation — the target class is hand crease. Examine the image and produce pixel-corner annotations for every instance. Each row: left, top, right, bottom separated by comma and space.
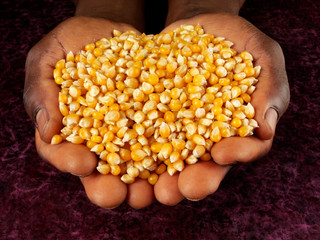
52, 34, 67, 55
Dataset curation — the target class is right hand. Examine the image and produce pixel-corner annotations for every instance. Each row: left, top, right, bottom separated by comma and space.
24, 16, 154, 209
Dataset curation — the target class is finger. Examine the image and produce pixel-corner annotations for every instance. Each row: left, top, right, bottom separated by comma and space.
178, 161, 231, 201
80, 172, 127, 209
126, 179, 154, 209
35, 129, 97, 176
211, 136, 273, 165
249, 42, 289, 140
154, 172, 184, 206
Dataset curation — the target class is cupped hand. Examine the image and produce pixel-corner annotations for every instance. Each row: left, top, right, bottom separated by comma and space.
24, 16, 154, 209
154, 13, 290, 204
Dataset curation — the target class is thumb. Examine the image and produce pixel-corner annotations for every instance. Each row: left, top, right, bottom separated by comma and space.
250, 40, 290, 140
23, 38, 64, 143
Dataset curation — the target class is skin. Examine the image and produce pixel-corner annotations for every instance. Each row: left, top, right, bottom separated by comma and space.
23, 0, 289, 208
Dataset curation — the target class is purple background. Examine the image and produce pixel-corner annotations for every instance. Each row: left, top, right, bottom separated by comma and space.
1, 0, 319, 239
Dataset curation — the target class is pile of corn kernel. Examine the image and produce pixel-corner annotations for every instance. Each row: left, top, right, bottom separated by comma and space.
51, 24, 260, 185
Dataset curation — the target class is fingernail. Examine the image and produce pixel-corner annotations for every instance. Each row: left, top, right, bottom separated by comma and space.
35, 108, 49, 135
265, 107, 278, 134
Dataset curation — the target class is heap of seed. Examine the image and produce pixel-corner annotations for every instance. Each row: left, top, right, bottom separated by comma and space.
51, 24, 260, 185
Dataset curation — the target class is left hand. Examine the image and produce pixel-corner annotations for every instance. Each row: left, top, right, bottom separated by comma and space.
154, 13, 290, 204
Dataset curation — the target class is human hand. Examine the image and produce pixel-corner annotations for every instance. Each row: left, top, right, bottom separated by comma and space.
153, 13, 290, 204
24, 16, 156, 209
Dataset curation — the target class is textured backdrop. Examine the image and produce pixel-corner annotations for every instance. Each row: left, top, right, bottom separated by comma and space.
0, 0, 319, 239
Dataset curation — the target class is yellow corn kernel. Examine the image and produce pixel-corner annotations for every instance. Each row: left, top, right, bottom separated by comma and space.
170, 88, 181, 100
210, 126, 222, 142
192, 134, 205, 146
170, 151, 180, 163
119, 149, 131, 161
127, 66, 141, 78
86, 140, 96, 149
221, 127, 231, 138
216, 113, 229, 122
159, 122, 171, 138
131, 89, 144, 103
216, 66, 227, 77
234, 72, 246, 81
54, 76, 64, 85
231, 86, 241, 99
240, 51, 253, 61
58, 93, 68, 104
131, 149, 147, 161
155, 164, 167, 175
51, 134, 63, 144
55, 59, 65, 69
160, 142, 173, 159
53, 68, 62, 80
105, 142, 119, 153
127, 166, 139, 178
238, 125, 253, 137
138, 169, 150, 179
90, 143, 104, 154
171, 139, 185, 150
110, 165, 121, 176
241, 93, 251, 103
85, 43, 95, 51
149, 93, 160, 103
173, 159, 184, 172
169, 99, 182, 111
221, 91, 231, 102
200, 152, 211, 161
79, 117, 93, 128
121, 174, 135, 184
102, 131, 114, 143
142, 157, 154, 169
165, 163, 176, 176
244, 66, 255, 77
106, 152, 121, 165
78, 128, 91, 140
192, 98, 204, 108
105, 110, 121, 122
230, 117, 242, 128
148, 173, 159, 185
91, 111, 103, 121
164, 111, 175, 122
91, 135, 102, 143
193, 74, 206, 86
96, 161, 111, 175
181, 46, 192, 57
153, 82, 164, 93
66, 135, 84, 144
151, 142, 162, 153
219, 78, 231, 86
213, 97, 223, 107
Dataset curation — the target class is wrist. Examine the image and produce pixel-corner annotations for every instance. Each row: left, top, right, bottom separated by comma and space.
166, 0, 245, 26
74, 0, 145, 31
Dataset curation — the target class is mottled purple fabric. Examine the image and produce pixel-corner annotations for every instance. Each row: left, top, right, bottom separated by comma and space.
0, 0, 319, 239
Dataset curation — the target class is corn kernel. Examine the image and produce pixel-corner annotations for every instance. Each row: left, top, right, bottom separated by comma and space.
148, 173, 159, 185
51, 134, 63, 144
